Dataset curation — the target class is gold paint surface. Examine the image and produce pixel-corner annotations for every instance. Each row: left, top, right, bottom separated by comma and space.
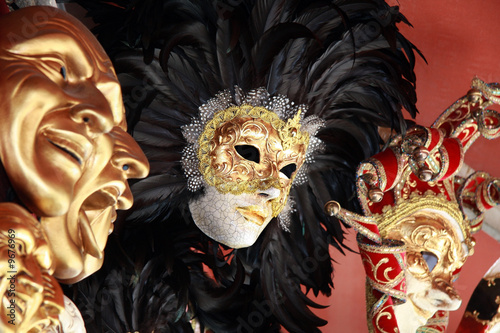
0, 6, 126, 218
42, 127, 149, 283
386, 211, 468, 319
386, 212, 468, 282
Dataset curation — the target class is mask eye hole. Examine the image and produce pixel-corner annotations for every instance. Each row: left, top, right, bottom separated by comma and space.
280, 164, 297, 179
421, 251, 438, 272
235, 145, 260, 163
60, 66, 67, 80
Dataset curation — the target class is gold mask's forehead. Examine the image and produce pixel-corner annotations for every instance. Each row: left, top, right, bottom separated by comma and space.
0, 7, 124, 125
386, 212, 469, 280
210, 117, 304, 182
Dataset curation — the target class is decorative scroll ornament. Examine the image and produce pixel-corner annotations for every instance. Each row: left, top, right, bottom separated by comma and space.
325, 78, 500, 333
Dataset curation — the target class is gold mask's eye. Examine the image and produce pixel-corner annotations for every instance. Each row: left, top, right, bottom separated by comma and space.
421, 251, 438, 272
60, 66, 67, 80
280, 163, 297, 179
235, 145, 260, 163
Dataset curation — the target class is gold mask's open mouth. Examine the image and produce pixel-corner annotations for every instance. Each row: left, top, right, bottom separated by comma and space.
78, 186, 121, 259
81, 186, 121, 210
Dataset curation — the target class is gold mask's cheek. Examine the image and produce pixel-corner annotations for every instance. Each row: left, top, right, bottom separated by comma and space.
42, 127, 149, 283
0, 7, 124, 218
386, 212, 467, 321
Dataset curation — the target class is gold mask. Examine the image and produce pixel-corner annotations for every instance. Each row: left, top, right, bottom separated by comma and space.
198, 106, 308, 216
42, 126, 149, 283
386, 211, 468, 321
0, 7, 149, 282
0, 203, 64, 332
0, 6, 126, 218
185, 89, 323, 248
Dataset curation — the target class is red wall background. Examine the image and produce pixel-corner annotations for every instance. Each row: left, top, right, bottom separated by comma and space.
312, 1, 500, 331
395, 0, 500, 175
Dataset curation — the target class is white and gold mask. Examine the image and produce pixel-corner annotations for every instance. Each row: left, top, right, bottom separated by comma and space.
182, 88, 324, 248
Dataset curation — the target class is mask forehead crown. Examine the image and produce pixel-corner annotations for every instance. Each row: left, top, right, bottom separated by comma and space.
0, 7, 124, 126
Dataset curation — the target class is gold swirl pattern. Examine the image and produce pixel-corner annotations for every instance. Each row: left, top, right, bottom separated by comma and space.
374, 302, 400, 333
358, 237, 407, 301
417, 310, 449, 333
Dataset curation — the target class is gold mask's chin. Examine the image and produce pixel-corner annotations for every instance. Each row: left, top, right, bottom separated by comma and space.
65, 207, 116, 284
41, 206, 115, 283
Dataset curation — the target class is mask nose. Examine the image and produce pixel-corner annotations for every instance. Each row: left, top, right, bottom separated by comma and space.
109, 128, 149, 209
257, 187, 281, 201
430, 278, 462, 310
110, 128, 149, 180
71, 106, 114, 136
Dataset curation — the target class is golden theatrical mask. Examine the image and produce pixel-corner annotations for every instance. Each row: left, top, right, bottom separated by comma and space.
189, 106, 308, 248
384, 211, 470, 332
0, 203, 64, 333
0, 6, 128, 218
42, 125, 149, 283
0, 6, 149, 330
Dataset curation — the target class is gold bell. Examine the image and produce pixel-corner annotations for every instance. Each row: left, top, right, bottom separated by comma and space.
467, 88, 482, 104
361, 173, 376, 185
368, 187, 383, 203
418, 167, 433, 182
324, 201, 341, 216
412, 147, 429, 163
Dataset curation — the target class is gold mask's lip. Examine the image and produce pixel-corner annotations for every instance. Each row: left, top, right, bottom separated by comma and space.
42, 127, 92, 167
236, 205, 270, 226
74, 187, 121, 260
81, 186, 121, 211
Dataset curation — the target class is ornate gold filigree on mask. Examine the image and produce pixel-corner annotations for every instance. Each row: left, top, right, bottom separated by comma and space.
198, 105, 308, 216
387, 212, 467, 281
385, 211, 468, 320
